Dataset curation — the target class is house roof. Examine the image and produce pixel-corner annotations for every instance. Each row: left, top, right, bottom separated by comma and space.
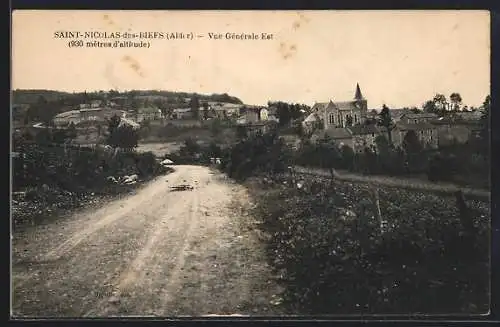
323, 127, 352, 139
396, 122, 436, 131
311, 102, 330, 112
173, 108, 191, 113
211, 103, 244, 111
389, 108, 412, 120
401, 112, 438, 119
303, 112, 320, 123
455, 111, 482, 120
55, 110, 81, 119
80, 108, 103, 113
348, 124, 381, 135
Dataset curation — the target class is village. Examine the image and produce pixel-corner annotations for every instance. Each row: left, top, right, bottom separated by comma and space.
12, 83, 486, 156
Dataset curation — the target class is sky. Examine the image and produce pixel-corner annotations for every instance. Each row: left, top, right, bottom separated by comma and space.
12, 10, 490, 108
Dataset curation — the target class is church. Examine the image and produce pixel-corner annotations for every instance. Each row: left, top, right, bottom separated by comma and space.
310, 83, 368, 129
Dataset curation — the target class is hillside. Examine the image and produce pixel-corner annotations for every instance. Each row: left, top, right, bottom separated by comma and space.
12, 89, 244, 105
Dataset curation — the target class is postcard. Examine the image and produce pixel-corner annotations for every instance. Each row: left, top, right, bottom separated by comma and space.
11, 10, 491, 318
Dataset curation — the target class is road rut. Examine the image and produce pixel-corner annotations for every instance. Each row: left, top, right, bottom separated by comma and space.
11, 165, 283, 317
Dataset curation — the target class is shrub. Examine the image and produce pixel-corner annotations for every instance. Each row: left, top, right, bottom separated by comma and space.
251, 178, 490, 314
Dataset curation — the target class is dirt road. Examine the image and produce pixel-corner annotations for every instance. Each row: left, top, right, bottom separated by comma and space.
11, 165, 283, 318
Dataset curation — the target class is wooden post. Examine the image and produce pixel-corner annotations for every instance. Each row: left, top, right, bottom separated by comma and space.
455, 190, 474, 234
370, 186, 386, 235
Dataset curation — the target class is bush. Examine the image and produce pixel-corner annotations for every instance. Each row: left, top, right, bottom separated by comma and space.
251, 178, 490, 314
223, 132, 292, 181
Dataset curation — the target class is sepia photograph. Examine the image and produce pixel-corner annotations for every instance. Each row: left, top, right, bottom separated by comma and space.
11, 10, 491, 318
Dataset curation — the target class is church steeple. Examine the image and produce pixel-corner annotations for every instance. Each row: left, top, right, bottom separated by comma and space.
354, 83, 364, 100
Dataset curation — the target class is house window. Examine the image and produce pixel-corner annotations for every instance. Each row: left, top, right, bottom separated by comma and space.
329, 114, 335, 125
414, 119, 418, 124
354, 115, 358, 123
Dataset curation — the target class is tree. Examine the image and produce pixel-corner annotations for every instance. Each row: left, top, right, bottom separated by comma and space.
189, 95, 200, 119
236, 125, 248, 139
402, 130, 424, 172
268, 101, 307, 127
67, 122, 77, 140
210, 119, 223, 137
478, 95, 490, 154
202, 102, 210, 120
112, 125, 139, 150
423, 100, 438, 114
345, 115, 353, 127
403, 130, 423, 154
433, 94, 448, 113
450, 93, 463, 111
316, 134, 341, 179
378, 105, 395, 145
106, 114, 122, 148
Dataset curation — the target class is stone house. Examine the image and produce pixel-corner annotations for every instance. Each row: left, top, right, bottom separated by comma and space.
391, 122, 439, 149
399, 112, 438, 125
53, 110, 82, 126
237, 120, 278, 137
349, 125, 383, 153
79, 108, 103, 121
431, 118, 482, 146
137, 107, 162, 122
207, 102, 243, 119
171, 108, 193, 120
310, 124, 383, 152
311, 127, 354, 149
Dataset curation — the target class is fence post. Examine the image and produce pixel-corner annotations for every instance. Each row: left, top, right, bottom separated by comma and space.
455, 190, 474, 235
370, 186, 386, 235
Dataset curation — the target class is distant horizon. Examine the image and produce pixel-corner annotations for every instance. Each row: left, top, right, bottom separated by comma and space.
12, 11, 490, 109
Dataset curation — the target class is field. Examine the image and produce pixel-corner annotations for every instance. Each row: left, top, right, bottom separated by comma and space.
136, 142, 183, 157
245, 173, 490, 315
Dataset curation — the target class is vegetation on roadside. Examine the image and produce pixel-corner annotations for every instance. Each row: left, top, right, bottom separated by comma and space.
11, 115, 171, 229
248, 176, 489, 314
217, 129, 490, 315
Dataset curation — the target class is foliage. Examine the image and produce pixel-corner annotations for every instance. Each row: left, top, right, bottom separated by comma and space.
220, 131, 292, 181
478, 95, 490, 155
268, 101, 309, 127
12, 138, 164, 194
377, 105, 395, 145
189, 95, 200, 119
450, 93, 463, 111
106, 115, 139, 150
236, 125, 248, 139
250, 177, 490, 314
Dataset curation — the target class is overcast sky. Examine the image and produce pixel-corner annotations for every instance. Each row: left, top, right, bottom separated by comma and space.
12, 10, 490, 108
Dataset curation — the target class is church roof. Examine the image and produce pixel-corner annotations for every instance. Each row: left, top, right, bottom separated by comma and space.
354, 83, 364, 100
332, 101, 360, 111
